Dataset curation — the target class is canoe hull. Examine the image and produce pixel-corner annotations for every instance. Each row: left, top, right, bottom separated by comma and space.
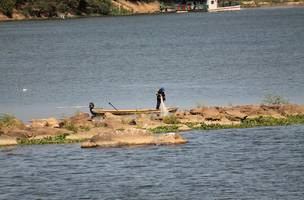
91, 107, 178, 116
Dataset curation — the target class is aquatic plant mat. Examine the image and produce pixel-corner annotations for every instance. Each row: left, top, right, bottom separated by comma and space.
150, 125, 179, 133
18, 134, 86, 145
187, 115, 304, 131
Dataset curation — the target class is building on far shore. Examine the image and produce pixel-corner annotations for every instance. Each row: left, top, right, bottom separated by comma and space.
207, 0, 241, 12
161, 0, 241, 13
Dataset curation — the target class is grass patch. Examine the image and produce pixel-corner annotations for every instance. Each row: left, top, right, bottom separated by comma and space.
17, 134, 86, 145
150, 125, 179, 133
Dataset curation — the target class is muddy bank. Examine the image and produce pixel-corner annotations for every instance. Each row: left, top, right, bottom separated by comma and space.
1, 104, 304, 147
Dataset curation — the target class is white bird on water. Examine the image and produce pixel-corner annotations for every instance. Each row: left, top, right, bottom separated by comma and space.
22, 88, 27, 92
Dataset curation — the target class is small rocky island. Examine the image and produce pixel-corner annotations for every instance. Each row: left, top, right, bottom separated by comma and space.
1, 103, 304, 148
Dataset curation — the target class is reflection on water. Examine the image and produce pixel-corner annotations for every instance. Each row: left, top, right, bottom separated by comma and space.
1, 125, 304, 199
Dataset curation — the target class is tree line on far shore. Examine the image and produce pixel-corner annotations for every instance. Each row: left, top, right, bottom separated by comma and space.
1, 0, 304, 19
0, 0, 113, 18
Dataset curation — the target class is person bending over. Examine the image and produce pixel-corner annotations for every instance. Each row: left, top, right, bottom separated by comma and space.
156, 87, 166, 109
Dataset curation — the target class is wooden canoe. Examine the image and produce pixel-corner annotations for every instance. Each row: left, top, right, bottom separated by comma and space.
89, 103, 178, 116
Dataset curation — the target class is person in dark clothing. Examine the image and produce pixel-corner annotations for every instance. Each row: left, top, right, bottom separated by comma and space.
156, 87, 166, 109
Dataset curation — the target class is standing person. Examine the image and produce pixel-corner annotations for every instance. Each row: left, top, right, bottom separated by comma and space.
156, 87, 166, 109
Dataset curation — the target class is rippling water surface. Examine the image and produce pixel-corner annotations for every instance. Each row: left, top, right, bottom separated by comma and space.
1, 7, 304, 199
1, 125, 304, 199
0, 8, 304, 120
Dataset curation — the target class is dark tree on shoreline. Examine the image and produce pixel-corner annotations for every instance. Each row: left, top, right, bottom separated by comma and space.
0, 0, 112, 18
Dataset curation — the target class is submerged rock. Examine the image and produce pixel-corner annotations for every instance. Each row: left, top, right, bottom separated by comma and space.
81, 128, 187, 148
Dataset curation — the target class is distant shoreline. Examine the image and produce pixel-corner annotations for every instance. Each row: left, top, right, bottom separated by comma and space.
241, 1, 304, 8
1, 2, 304, 23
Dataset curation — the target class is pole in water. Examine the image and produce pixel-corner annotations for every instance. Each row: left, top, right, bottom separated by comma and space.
108, 102, 118, 110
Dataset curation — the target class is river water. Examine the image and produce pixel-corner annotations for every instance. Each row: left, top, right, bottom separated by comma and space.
0, 7, 304, 121
1, 8, 304, 199
1, 125, 304, 199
